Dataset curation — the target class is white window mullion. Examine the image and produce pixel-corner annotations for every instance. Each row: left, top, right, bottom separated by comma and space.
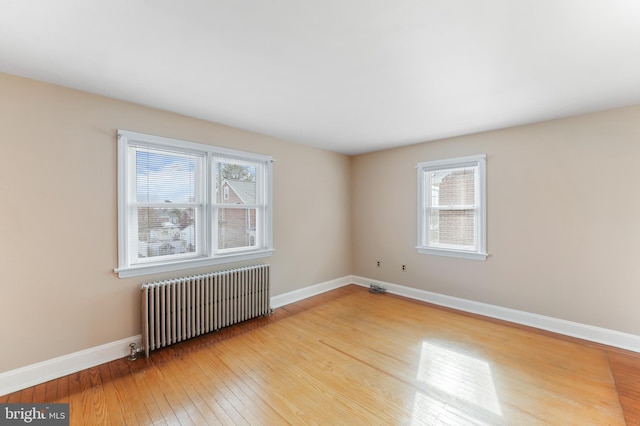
429, 205, 477, 211
204, 153, 213, 258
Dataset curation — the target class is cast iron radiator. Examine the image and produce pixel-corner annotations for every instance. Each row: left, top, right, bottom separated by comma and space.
141, 264, 270, 357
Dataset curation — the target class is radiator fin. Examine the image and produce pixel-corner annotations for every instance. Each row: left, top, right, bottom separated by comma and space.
141, 264, 270, 357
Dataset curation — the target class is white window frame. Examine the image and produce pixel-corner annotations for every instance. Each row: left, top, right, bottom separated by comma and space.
416, 154, 487, 260
115, 130, 274, 278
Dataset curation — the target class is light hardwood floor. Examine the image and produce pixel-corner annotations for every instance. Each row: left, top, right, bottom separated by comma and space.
2, 285, 639, 425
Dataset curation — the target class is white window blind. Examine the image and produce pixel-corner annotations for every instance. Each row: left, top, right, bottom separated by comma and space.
130, 145, 204, 264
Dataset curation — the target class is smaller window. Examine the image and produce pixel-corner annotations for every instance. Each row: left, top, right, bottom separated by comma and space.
416, 155, 487, 260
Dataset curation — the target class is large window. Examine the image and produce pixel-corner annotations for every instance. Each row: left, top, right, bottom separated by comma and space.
416, 155, 487, 260
116, 130, 273, 278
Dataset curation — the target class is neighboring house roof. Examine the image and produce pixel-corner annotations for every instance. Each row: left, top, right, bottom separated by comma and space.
224, 179, 256, 204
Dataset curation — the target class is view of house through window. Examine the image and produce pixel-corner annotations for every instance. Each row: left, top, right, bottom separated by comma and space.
116, 130, 273, 278
429, 166, 476, 249
216, 160, 259, 251
417, 155, 487, 260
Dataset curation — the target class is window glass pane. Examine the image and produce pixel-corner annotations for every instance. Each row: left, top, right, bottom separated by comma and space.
136, 149, 198, 203
430, 167, 475, 207
135, 207, 197, 260
218, 208, 257, 249
430, 210, 475, 248
215, 160, 257, 204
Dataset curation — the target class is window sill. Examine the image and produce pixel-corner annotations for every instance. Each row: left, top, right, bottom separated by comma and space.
115, 249, 274, 278
416, 246, 488, 261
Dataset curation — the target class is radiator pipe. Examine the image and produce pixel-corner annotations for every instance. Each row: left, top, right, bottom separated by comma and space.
128, 343, 144, 361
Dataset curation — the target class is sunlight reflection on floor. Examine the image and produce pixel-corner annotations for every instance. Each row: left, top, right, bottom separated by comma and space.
411, 341, 502, 425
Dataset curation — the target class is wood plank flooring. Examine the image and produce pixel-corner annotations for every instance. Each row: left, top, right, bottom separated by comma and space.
2, 284, 639, 425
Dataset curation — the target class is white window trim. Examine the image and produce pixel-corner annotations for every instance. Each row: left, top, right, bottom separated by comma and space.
416, 154, 488, 261
115, 130, 274, 278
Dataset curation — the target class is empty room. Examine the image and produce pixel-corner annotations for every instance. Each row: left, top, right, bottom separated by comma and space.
1, 1, 639, 424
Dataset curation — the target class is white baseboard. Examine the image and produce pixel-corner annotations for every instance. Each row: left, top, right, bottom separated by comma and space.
351, 275, 640, 353
0, 335, 142, 397
271, 275, 353, 309
4, 274, 638, 397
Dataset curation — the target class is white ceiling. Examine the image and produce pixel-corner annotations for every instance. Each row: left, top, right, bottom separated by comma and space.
1, 1, 639, 155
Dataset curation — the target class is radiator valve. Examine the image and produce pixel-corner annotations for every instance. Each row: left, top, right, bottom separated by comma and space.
128, 343, 144, 361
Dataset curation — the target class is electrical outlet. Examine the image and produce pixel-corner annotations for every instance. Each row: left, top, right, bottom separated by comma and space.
402, 264, 406, 271
377, 261, 381, 267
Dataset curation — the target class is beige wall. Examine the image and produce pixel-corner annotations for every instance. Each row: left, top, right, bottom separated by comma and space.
2, 69, 638, 376
0, 73, 352, 372
352, 106, 640, 335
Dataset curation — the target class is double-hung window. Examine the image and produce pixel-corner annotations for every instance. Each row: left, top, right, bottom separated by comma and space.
116, 130, 273, 278
416, 155, 487, 260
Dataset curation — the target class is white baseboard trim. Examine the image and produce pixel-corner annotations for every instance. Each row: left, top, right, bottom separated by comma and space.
0, 335, 142, 397
351, 275, 640, 353
271, 276, 353, 309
